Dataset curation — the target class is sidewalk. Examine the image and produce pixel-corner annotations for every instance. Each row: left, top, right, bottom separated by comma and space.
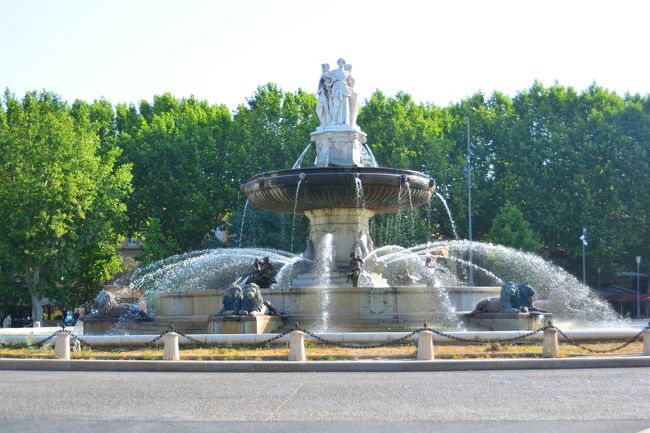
1, 356, 650, 373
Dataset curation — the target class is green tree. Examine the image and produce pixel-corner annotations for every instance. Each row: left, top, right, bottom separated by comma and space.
359, 91, 454, 243
117, 94, 233, 262
487, 203, 541, 252
0, 90, 132, 318
230, 84, 317, 249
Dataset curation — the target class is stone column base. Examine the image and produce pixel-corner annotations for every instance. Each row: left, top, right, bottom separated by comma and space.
311, 126, 366, 167
305, 208, 375, 268
462, 312, 551, 331
207, 315, 284, 334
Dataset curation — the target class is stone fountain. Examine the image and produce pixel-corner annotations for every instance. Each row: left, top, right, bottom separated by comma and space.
128, 59, 616, 335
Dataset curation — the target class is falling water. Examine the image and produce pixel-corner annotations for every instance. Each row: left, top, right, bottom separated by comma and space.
354, 176, 365, 207
129, 248, 298, 312
363, 239, 617, 322
382, 213, 392, 246
238, 199, 250, 247
395, 182, 404, 243
354, 176, 365, 231
292, 143, 312, 169
435, 192, 459, 240
316, 233, 334, 330
380, 252, 503, 287
361, 143, 379, 167
441, 240, 617, 321
290, 179, 303, 251
405, 181, 415, 243
405, 182, 414, 211
427, 191, 433, 239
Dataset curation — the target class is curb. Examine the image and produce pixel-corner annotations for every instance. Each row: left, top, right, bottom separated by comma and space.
1, 356, 650, 373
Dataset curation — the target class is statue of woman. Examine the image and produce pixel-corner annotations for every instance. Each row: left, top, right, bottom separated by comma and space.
344, 64, 358, 128
327, 58, 351, 126
316, 63, 331, 126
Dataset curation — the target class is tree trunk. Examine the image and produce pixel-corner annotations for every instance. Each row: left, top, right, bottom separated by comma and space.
25, 268, 44, 321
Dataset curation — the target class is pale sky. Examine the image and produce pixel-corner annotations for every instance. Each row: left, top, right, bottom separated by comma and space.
1, 0, 649, 109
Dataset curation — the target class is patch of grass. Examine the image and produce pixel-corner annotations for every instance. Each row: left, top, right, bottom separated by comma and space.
0, 341, 644, 361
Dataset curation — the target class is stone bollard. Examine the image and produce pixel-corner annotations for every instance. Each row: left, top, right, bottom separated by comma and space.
288, 330, 306, 362
163, 332, 180, 361
542, 327, 560, 358
416, 330, 435, 360
54, 331, 71, 360
32, 321, 41, 328
643, 329, 650, 356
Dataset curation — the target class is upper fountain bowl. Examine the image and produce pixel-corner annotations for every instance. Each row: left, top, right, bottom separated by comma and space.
241, 167, 436, 215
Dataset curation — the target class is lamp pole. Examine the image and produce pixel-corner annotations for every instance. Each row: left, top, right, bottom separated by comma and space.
636, 256, 642, 318
580, 226, 587, 285
466, 117, 474, 286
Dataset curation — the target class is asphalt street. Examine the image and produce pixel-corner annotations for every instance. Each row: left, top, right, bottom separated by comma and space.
1, 368, 649, 432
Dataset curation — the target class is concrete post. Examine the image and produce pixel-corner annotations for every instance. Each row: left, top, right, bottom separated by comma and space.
288, 330, 306, 362
542, 327, 560, 358
416, 330, 435, 360
32, 321, 41, 328
163, 332, 180, 361
643, 329, 650, 356
54, 331, 70, 360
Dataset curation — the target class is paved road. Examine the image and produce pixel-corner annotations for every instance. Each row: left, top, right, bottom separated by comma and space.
1, 368, 649, 432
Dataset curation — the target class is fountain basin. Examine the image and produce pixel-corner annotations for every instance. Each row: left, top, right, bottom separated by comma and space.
152, 285, 501, 332
241, 167, 435, 215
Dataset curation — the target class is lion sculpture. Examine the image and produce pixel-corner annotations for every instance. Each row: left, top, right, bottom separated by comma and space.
472, 282, 522, 314
513, 282, 546, 313
218, 282, 279, 316
93, 289, 148, 319
238, 283, 266, 316
218, 283, 244, 316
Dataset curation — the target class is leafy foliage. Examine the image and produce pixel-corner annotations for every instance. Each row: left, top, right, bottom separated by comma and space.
0, 90, 131, 315
487, 203, 541, 252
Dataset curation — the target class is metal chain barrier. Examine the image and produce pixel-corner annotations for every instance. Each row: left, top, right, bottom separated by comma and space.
243, 327, 296, 348
166, 324, 204, 346
145, 325, 176, 347
33, 330, 63, 348
299, 326, 423, 349
555, 326, 647, 354
0, 325, 68, 349
426, 324, 548, 345
4, 323, 649, 355
142, 323, 297, 349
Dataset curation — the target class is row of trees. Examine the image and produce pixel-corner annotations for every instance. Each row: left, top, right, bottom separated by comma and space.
1, 82, 648, 316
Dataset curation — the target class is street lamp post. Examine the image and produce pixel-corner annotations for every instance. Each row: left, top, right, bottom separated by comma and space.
636, 256, 642, 318
466, 117, 474, 286
580, 226, 587, 285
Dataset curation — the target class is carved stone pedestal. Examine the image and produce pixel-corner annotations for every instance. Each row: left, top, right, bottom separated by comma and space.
304, 208, 375, 273
311, 126, 366, 167
462, 312, 551, 331
207, 315, 284, 334
80, 317, 120, 334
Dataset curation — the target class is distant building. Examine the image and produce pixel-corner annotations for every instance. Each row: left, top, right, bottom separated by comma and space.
597, 271, 649, 317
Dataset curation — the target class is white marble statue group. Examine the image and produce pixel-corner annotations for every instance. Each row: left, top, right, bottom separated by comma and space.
316, 58, 358, 128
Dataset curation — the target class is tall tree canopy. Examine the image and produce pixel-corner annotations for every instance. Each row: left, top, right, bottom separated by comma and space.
0, 91, 132, 317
